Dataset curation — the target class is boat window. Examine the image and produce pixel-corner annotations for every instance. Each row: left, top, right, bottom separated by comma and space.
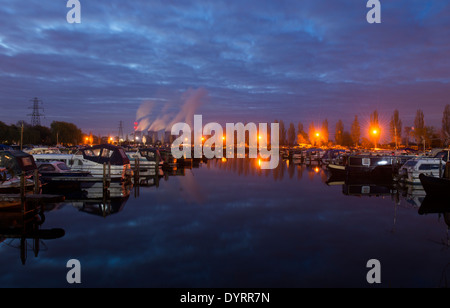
418, 164, 441, 171
21, 157, 33, 167
101, 149, 114, 158
84, 149, 94, 157
57, 163, 71, 171
403, 160, 418, 167
39, 164, 56, 172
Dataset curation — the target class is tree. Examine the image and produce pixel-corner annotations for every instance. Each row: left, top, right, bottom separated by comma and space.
0, 121, 15, 143
335, 120, 344, 145
370, 110, 379, 127
369, 110, 381, 147
287, 123, 296, 146
442, 104, 450, 144
50, 121, 83, 145
342, 131, 353, 147
278, 120, 286, 146
351, 116, 361, 146
308, 122, 317, 145
404, 126, 412, 147
413, 109, 425, 144
297, 122, 308, 144
322, 119, 329, 145
425, 126, 441, 148
34, 125, 52, 145
389, 110, 402, 148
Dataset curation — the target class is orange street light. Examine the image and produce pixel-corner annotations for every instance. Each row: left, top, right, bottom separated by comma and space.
370, 127, 380, 148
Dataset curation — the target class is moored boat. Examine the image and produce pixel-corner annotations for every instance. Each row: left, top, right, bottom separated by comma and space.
419, 173, 450, 196
33, 144, 132, 182
126, 148, 161, 177
397, 157, 445, 184
0, 150, 38, 194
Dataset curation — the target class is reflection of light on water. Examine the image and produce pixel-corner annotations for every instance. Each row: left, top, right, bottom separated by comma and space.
314, 167, 320, 173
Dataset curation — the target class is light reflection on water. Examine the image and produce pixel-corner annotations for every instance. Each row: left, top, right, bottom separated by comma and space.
0, 158, 449, 288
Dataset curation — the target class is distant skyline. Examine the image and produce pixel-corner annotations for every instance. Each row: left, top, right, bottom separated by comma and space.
0, 0, 449, 142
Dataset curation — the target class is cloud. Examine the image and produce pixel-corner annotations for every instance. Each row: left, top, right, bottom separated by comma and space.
0, 0, 449, 135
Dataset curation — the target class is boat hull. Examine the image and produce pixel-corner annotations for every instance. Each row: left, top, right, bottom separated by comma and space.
419, 174, 450, 196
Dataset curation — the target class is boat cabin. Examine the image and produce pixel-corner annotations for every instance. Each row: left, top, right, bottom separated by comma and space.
434, 149, 450, 162
0, 150, 37, 177
75, 144, 130, 166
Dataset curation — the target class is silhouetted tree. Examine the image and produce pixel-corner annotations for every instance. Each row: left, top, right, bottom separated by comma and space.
351, 116, 361, 146
287, 123, 296, 146
413, 109, 425, 144
390, 109, 402, 148
442, 104, 450, 145
335, 120, 344, 145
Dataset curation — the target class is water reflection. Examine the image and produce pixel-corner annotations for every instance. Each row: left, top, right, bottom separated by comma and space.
0, 205, 64, 265
1, 155, 449, 286
207, 157, 328, 182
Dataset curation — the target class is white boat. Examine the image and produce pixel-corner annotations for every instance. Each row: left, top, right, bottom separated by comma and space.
397, 157, 446, 184
126, 148, 162, 177
24, 147, 61, 155
32, 144, 132, 181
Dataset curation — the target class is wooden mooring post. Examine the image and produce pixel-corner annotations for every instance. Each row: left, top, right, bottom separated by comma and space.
20, 173, 26, 214
134, 159, 140, 185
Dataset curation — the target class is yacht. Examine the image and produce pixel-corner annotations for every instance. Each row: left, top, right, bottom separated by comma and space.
397, 157, 446, 184
126, 148, 162, 177
32, 144, 132, 182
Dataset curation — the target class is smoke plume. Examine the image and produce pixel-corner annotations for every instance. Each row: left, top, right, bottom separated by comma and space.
136, 88, 208, 133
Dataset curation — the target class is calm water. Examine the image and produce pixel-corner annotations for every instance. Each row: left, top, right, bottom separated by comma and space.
0, 158, 449, 288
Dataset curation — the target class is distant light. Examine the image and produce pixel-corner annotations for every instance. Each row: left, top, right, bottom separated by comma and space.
222, 136, 226, 141
314, 167, 320, 173
315, 133, 320, 137
221, 157, 227, 162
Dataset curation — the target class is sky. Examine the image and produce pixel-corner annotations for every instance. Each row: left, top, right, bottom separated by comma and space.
0, 0, 449, 140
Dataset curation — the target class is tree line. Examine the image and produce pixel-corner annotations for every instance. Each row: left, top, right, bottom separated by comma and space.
0, 121, 83, 146
275, 104, 450, 148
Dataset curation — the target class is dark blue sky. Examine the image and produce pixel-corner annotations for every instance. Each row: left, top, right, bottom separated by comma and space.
0, 0, 449, 140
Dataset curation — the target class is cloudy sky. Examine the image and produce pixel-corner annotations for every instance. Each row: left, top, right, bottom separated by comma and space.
0, 0, 449, 138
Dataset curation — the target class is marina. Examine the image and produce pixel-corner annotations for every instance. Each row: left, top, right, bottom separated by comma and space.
1, 0, 450, 291
0, 144, 449, 287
